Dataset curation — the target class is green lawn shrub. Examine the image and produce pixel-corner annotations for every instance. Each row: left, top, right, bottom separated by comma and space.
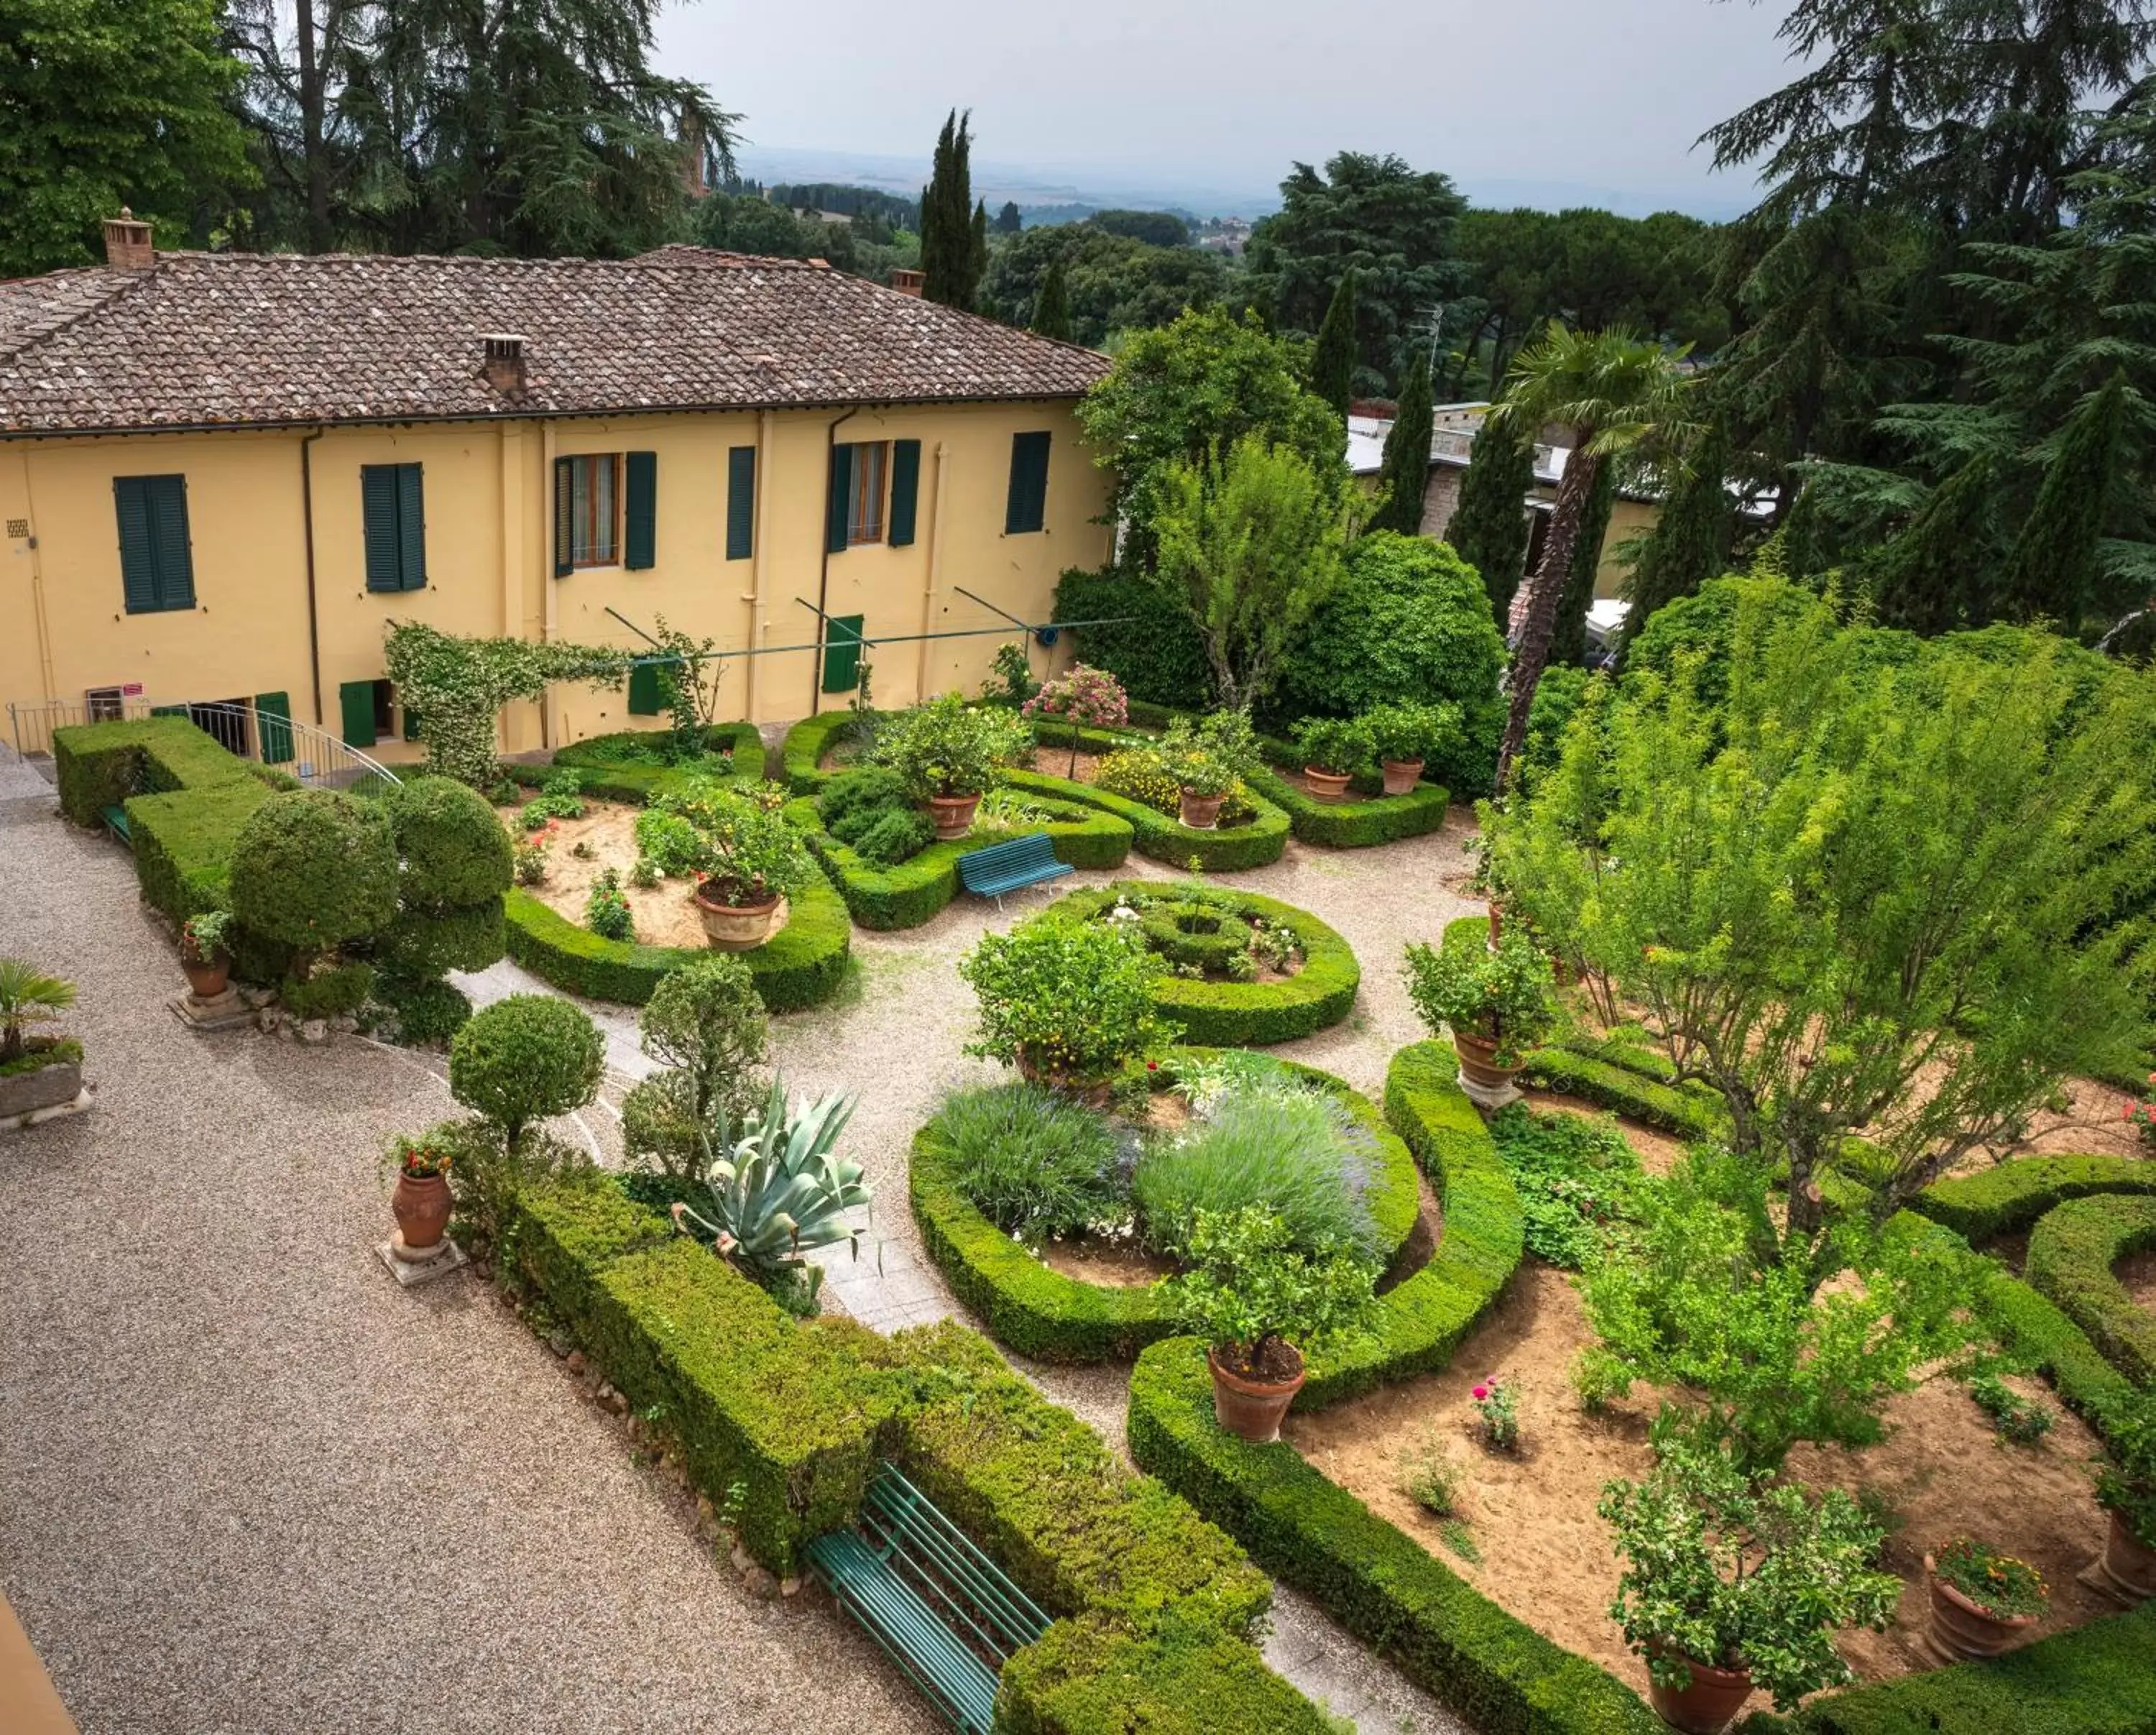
2024, 1195, 2156, 1384
382, 776, 514, 907
1912, 1156, 2156, 1242
449, 993, 604, 1147
1006, 769, 1289, 871
229, 788, 400, 952
554, 720, 765, 781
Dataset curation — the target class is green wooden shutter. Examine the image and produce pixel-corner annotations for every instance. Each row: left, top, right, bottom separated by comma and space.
624, 451, 657, 570
725, 447, 756, 561
627, 658, 665, 715
889, 439, 921, 547
149, 477, 194, 606
1005, 432, 1050, 534
117, 476, 193, 611
397, 464, 426, 589
553, 456, 575, 576
826, 444, 854, 553
114, 477, 159, 613
821, 615, 865, 694
254, 691, 294, 763
361, 466, 401, 591
338, 680, 377, 747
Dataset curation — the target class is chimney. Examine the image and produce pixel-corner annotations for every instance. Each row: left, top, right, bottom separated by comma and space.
888, 268, 924, 297
482, 333, 528, 392
102, 208, 155, 272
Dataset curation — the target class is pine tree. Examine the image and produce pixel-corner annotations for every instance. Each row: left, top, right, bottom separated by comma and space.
1372, 353, 1434, 535
921, 110, 984, 310
1618, 420, 1733, 652
1448, 408, 1537, 625
1999, 374, 2129, 627
1549, 463, 1616, 668
1311, 270, 1358, 419
1866, 453, 1999, 634
1031, 258, 1072, 341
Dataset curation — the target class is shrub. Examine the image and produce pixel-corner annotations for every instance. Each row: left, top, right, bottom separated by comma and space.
512, 834, 552, 885
1161, 710, 1262, 797
1095, 745, 1185, 814
624, 954, 770, 1179
1161, 1205, 1376, 1381
585, 868, 634, 941
383, 776, 513, 908
1273, 533, 1508, 796
649, 781, 813, 906
1292, 715, 1372, 777
1487, 1103, 1644, 1268
934, 1082, 1126, 1243
1051, 565, 1215, 712
449, 993, 605, 1148
959, 921, 1179, 1085
0, 959, 74, 1063
378, 900, 505, 980
1398, 1432, 1462, 1517
2026, 1194, 2156, 1384
229, 788, 399, 952
1403, 926, 1557, 1062
374, 975, 472, 1046
280, 959, 374, 1019
868, 692, 1032, 800
1023, 663, 1130, 776
853, 807, 936, 866
819, 766, 914, 843
1968, 1372, 2055, 1445
2096, 1389, 2156, 1549
1360, 700, 1460, 768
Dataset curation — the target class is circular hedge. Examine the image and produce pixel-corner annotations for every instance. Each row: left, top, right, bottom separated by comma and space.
229, 788, 399, 949
385, 775, 513, 908
1023, 881, 1359, 1046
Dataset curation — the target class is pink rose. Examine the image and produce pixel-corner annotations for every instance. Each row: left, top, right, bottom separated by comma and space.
1472, 1385, 1489, 1401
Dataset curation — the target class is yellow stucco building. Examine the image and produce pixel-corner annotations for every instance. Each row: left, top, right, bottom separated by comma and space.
0, 216, 1112, 765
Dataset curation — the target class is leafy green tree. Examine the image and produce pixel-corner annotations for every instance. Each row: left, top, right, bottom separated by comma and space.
921, 109, 984, 310
1148, 434, 1350, 710
1089, 208, 1190, 248
1547, 462, 1616, 670
1031, 257, 1072, 341
1447, 408, 1537, 625
1243, 151, 1468, 391
994, 198, 1021, 236
980, 224, 1226, 347
694, 192, 827, 259
1618, 420, 1734, 654
1310, 270, 1358, 419
1370, 351, 1434, 535
0, 0, 254, 275
1486, 323, 1695, 788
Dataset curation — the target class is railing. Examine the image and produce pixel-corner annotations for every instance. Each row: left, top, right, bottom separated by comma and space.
6, 698, 401, 794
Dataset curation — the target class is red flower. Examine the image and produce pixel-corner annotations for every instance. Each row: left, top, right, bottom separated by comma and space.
1472, 1385, 1490, 1401
1146, 1060, 1158, 1072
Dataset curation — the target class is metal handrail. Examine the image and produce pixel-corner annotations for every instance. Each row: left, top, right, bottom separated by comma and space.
6, 697, 400, 793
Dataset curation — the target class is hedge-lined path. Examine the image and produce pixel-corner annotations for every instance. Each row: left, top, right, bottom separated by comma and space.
0, 793, 940, 1735
459, 809, 1485, 1734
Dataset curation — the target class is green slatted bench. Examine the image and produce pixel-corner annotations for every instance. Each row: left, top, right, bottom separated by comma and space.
807, 1463, 1050, 1734
957, 832, 1071, 908
100, 804, 132, 848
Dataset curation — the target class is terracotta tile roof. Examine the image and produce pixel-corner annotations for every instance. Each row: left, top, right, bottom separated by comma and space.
0, 247, 1109, 436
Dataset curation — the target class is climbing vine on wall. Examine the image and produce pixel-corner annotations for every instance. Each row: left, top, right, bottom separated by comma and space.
384, 622, 633, 787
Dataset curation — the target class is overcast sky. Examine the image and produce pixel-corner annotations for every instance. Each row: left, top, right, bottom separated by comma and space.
653, 0, 1800, 217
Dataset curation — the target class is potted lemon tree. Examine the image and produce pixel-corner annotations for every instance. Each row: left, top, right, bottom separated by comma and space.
1294, 716, 1369, 805
869, 693, 1032, 839
1361, 700, 1459, 797
654, 783, 816, 951
1402, 926, 1557, 1108
958, 919, 1175, 1102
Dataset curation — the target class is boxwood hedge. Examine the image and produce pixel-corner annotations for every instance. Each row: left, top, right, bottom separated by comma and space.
780, 708, 863, 792
1913, 1155, 2156, 1243
1023, 882, 1359, 1046
2024, 1195, 2156, 1385
1008, 769, 1291, 872
502, 862, 850, 1012
910, 1055, 1421, 1364
554, 721, 766, 779
785, 793, 1133, 931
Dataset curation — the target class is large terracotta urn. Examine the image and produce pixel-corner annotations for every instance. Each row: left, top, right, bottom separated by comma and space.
1925, 1555, 2041, 1660
2098, 1510, 2156, 1602
1207, 1345, 1306, 1444
1179, 788, 1225, 830
391, 1172, 452, 1260
694, 882, 780, 951
1644, 1650, 1753, 1735
1381, 758, 1424, 797
1302, 767, 1352, 804
927, 793, 981, 840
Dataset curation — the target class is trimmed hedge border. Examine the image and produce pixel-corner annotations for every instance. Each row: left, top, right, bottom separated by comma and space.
780, 708, 860, 792
554, 721, 767, 779
910, 1054, 1422, 1365
2024, 1195, 2156, 1385
1023, 881, 1359, 1046
784, 793, 1133, 931
502, 862, 851, 1012
503, 1172, 1331, 1734
1005, 768, 1290, 871
1517, 1044, 1728, 1142
1913, 1155, 2156, 1243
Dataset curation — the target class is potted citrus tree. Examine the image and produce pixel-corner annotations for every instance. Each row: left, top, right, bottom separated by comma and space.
1294, 716, 1369, 804
1599, 1434, 1897, 1734
1164, 711, 1261, 829
654, 783, 815, 951
0, 959, 81, 1126
869, 692, 1032, 838
957, 919, 1176, 1102
1166, 1205, 1376, 1442
1402, 926, 1556, 1107
385, 1129, 454, 1261
2094, 1391, 2156, 1601
1925, 1537, 2048, 1659
1361, 700, 1459, 796
179, 910, 233, 1000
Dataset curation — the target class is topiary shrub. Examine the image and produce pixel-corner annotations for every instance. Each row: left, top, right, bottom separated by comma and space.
1273, 533, 1508, 797
229, 789, 400, 952
280, 959, 375, 1020
852, 808, 936, 866
623, 953, 770, 1179
373, 975, 472, 1046
449, 993, 605, 1148
384, 775, 514, 907
377, 901, 506, 980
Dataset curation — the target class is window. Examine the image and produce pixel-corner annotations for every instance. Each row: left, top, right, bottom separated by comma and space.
725, 446, 756, 561
85, 686, 126, 723
848, 441, 888, 544
1005, 432, 1051, 535
114, 474, 195, 612
361, 463, 426, 592
559, 454, 620, 569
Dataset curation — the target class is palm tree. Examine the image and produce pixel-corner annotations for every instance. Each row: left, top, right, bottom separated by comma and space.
0, 959, 75, 1062
1486, 323, 1697, 790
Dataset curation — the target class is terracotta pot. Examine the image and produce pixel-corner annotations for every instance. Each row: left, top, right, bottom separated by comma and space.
182, 956, 229, 1000
2099, 1509, 2156, 1602
927, 792, 982, 841
694, 883, 781, 952
1207, 1345, 1306, 1443
1303, 766, 1353, 805
1179, 787, 1225, 830
1925, 1555, 2042, 1659
391, 1171, 451, 1259
1452, 1031, 1522, 1092
1381, 758, 1424, 797
1644, 1650, 1754, 1735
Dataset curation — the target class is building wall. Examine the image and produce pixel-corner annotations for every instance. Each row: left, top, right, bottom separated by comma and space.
0, 400, 1110, 760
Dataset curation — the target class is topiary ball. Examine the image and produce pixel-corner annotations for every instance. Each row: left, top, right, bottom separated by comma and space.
448, 993, 604, 1144
378, 901, 507, 981
386, 775, 514, 908
229, 788, 399, 950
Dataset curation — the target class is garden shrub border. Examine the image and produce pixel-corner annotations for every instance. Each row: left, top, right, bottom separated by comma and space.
1007, 768, 1292, 872
553, 721, 766, 780
783, 792, 1133, 931
1913, 1155, 2156, 1242
779, 707, 862, 792
502, 862, 851, 1012
1023, 881, 1360, 1046
910, 1053, 1421, 1365
2024, 1194, 2156, 1386
502, 1172, 1332, 1733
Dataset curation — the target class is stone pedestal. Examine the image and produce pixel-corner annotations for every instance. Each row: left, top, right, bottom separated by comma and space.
169, 987, 254, 1031
374, 1236, 469, 1289
1456, 1067, 1522, 1112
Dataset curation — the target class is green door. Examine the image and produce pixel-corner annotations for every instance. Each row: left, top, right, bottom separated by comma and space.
254, 691, 294, 763
821, 615, 866, 694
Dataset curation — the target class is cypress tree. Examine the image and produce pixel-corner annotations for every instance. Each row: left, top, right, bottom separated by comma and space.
1371, 352, 1434, 535
2000, 373, 2128, 626
969, 198, 989, 308
1618, 420, 1733, 653
1031, 258, 1072, 341
921, 110, 983, 311
1549, 462, 1616, 668
1866, 451, 1999, 634
1311, 270, 1358, 419
1449, 408, 1537, 625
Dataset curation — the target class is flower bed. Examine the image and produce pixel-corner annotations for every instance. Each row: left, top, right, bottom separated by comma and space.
2024, 1195, 2156, 1385
1021, 882, 1359, 1046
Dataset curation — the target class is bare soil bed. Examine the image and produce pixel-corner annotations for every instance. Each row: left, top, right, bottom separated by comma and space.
503, 797, 788, 952
1286, 1259, 2119, 1714
1039, 1235, 1178, 1289
2121, 1248, 2156, 1311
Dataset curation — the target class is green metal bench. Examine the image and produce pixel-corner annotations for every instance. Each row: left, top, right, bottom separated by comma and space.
807, 1463, 1050, 1733
957, 832, 1072, 908
100, 804, 132, 848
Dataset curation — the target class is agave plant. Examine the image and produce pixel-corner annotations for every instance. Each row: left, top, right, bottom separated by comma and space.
671, 1077, 872, 1302
0, 959, 76, 1062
